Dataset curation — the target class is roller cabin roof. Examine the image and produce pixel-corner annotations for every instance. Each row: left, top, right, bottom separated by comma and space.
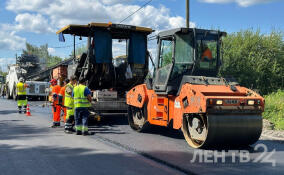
157, 28, 226, 38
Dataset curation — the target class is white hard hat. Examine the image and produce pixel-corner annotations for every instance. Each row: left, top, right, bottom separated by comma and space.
19, 77, 24, 82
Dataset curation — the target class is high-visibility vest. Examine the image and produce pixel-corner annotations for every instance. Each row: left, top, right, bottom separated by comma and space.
52, 85, 61, 104
74, 84, 91, 108
202, 48, 213, 61
64, 83, 74, 108
59, 85, 66, 105
17, 82, 27, 95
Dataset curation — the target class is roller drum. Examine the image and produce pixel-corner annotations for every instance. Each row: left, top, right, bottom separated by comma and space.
205, 114, 262, 147
182, 114, 263, 148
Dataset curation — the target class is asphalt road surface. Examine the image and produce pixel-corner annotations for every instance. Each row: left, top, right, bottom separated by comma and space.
0, 98, 283, 175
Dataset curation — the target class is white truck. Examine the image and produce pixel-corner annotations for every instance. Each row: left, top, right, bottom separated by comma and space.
5, 65, 49, 100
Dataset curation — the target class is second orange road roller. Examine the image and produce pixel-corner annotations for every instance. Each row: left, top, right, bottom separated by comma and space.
126, 28, 264, 148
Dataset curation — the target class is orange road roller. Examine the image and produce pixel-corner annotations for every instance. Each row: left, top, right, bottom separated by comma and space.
126, 28, 264, 148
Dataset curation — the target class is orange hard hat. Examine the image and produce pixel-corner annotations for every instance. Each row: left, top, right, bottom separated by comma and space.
50, 79, 57, 85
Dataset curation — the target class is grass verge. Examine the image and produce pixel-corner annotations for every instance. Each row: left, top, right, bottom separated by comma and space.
263, 90, 284, 130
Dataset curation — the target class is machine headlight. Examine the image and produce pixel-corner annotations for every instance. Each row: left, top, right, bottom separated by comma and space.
248, 100, 255, 105
216, 100, 223, 105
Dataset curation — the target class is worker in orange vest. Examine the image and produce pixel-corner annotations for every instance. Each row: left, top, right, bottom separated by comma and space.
201, 44, 213, 61
50, 79, 62, 128
59, 79, 69, 123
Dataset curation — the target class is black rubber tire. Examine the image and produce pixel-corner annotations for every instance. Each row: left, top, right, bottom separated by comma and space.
127, 105, 150, 132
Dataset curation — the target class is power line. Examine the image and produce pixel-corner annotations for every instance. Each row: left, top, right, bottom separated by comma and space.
12, 0, 152, 54
50, 40, 87, 49
119, 0, 152, 24
13, 39, 87, 53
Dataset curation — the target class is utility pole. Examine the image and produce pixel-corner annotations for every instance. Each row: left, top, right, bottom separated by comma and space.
73, 35, 76, 59
16, 54, 18, 64
186, 0, 190, 28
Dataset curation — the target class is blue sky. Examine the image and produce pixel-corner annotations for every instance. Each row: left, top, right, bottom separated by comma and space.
0, 0, 283, 71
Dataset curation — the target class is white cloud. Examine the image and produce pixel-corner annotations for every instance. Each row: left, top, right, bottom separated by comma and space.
101, 0, 133, 5
0, 57, 16, 72
6, 0, 194, 31
199, 0, 278, 7
48, 47, 56, 55
0, 30, 26, 51
14, 13, 55, 33
112, 40, 128, 58
6, 0, 53, 12
1, 13, 55, 34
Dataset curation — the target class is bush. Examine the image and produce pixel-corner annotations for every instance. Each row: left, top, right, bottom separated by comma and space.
263, 90, 284, 130
219, 29, 284, 95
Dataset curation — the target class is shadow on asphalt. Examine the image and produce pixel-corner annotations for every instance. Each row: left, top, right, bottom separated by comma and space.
0, 144, 186, 175
88, 114, 127, 134
0, 143, 281, 175
89, 114, 128, 126
0, 120, 50, 140
143, 125, 185, 140
89, 114, 185, 139
0, 110, 18, 115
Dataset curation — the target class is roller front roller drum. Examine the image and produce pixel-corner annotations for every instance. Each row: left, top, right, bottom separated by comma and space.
182, 114, 262, 148
128, 105, 150, 132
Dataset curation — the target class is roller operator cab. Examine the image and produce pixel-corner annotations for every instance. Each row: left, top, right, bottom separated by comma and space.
127, 28, 264, 149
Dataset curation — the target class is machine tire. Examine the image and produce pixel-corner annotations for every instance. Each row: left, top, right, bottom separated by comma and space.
182, 114, 208, 149
128, 105, 150, 132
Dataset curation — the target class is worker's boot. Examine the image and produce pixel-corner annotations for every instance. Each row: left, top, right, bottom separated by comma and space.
64, 123, 73, 134
83, 131, 92, 136
23, 106, 27, 114
18, 106, 22, 114
76, 131, 82, 135
51, 122, 60, 128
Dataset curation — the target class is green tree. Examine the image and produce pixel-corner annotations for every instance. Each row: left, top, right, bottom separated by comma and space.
163, 51, 172, 66
47, 56, 63, 67
0, 66, 8, 76
70, 44, 87, 58
22, 43, 63, 67
219, 29, 284, 95
0, 68, 7, 84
